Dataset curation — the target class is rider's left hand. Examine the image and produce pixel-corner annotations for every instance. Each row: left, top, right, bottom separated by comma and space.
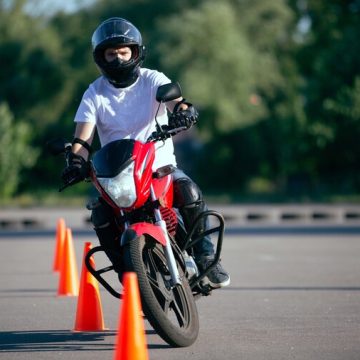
169, 104, 198, 130
61, 153, 89, 186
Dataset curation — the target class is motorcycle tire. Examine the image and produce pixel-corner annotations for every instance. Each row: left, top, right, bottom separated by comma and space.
123, 234, 199, 347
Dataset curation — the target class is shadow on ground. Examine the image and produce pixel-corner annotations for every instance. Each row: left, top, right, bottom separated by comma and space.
0, 329, 169, 352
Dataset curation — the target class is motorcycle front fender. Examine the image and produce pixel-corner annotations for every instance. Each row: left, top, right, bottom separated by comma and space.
121, 222, 167, 247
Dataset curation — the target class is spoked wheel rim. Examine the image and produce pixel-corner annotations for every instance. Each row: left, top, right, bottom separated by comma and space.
125, 234, 199, 347
143, 243, 191, 329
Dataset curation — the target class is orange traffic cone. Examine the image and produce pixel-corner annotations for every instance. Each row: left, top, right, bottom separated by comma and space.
74, 241, 106, 331
53, 218, 66, 272
57, 228, 79, 296
114, 272, 149, 360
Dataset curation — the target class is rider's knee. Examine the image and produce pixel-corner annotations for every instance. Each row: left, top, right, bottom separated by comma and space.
173, 177, 203, 209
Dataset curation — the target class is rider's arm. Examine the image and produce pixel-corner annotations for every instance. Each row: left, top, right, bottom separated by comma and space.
72, 122, 96, 161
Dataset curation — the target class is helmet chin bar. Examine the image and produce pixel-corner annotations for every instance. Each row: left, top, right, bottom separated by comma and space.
107, 65, 141, 88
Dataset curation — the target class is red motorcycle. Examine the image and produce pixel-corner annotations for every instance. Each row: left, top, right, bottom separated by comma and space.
48, 83, 225, 347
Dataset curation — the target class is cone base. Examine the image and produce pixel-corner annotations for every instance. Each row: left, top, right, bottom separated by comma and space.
72, 328, 110, 333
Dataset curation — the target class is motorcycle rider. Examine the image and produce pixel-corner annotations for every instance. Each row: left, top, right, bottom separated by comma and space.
62, 17, 230, 288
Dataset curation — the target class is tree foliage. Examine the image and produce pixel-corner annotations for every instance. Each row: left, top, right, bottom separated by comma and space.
0, 0, 359, 201
0, 102, 38, 199
0, 0, 70, 128
156, 1, 266, 134
287, 0, 360, 194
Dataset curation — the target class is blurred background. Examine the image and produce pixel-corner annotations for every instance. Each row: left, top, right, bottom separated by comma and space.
0, 0, 359, 206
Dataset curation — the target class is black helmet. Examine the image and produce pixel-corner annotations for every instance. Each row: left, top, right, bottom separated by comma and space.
92, 17, 146, 88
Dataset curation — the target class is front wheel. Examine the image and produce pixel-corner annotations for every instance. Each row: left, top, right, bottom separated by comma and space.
123, 235, 199, 347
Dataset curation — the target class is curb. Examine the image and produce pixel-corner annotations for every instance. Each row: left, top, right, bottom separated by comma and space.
1, 204, 360, 230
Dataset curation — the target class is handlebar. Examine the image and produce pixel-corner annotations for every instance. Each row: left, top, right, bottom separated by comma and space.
147, 125, 188, 143
49, 123, 187, 192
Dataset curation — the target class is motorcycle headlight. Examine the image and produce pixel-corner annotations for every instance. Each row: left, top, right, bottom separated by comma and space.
98, 161, 136, 208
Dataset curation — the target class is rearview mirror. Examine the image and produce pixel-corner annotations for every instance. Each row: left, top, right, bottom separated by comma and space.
156, 82, 182, 102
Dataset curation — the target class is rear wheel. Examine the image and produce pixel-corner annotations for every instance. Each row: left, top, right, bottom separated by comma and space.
123, 235, 199, 347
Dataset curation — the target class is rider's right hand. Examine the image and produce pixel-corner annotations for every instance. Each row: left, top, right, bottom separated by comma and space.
61, 153, 89, 185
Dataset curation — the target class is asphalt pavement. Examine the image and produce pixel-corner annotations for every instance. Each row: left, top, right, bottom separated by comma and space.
0, 207, 360, 359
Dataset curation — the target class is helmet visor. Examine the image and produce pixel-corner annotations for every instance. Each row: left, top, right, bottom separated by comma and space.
92, 18, 142, 50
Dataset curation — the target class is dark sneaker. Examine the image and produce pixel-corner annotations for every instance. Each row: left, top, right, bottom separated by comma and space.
198, 256, 230, 288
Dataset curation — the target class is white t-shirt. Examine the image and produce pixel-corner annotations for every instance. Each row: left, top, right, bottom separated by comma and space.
74, 68, 177, 170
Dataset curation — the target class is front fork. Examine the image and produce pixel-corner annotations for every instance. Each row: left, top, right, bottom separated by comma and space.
150, 186, 182, 287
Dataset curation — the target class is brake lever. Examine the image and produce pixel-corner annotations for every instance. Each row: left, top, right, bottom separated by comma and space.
58, 176, 82, 192
59, 183, 71, 192
167, 126, 187, 134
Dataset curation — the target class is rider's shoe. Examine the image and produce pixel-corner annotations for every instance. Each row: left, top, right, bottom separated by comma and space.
197, 256, 230, 288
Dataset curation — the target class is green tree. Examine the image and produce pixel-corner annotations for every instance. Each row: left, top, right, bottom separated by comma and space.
0, 102, 38, 199
156, 1, 271, 135
0, 0, 70, 128
154, 0, 300, 192
3, 0, 358, 200
288, 0, 360, 195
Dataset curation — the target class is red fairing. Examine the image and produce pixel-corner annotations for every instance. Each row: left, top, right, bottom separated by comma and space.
132, 141, 155, 209
152, 175, 174, 208
130, 222, 167, 246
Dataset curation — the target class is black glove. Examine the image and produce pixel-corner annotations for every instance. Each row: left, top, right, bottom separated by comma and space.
169, 102, 199, 130
61, 153, 89, 186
